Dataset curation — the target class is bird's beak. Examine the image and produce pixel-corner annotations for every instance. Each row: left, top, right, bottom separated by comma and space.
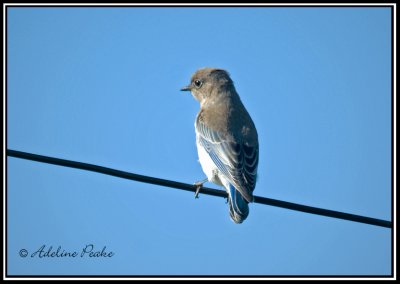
180, 85, 192, 91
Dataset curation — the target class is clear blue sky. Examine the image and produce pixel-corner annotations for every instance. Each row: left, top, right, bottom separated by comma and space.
7, 7, 392, 276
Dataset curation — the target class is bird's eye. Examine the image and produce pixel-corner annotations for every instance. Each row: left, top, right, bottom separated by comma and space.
194, 80, 203, 88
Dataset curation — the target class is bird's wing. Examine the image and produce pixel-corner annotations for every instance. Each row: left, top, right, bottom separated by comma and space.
196, 118, 258, 202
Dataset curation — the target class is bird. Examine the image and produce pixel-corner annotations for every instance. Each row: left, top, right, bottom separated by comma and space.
181, 68, 259, 224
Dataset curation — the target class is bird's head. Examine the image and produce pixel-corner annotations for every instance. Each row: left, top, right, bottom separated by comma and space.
181, 68, 234, 104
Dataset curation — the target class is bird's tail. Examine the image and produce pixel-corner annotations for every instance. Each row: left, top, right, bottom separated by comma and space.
228, 184, 249, 224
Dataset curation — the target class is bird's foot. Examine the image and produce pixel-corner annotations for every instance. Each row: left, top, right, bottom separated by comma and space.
193, 178, 208, 199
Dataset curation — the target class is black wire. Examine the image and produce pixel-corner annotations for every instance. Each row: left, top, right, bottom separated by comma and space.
7, 149, 392, 229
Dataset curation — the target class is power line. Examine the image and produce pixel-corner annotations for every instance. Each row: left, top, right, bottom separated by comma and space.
6, 149, 392, 229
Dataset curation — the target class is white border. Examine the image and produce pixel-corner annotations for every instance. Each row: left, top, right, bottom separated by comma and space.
3, 2, 396, 281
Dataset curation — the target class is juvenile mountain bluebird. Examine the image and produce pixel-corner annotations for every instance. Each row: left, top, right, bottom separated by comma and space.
181, 68, 259, 224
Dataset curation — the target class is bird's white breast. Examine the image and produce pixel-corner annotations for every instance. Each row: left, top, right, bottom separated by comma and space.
195, 134, 230, 189
196, 136, 217, 180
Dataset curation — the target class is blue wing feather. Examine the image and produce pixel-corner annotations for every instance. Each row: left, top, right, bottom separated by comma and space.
195, 117, 258, 202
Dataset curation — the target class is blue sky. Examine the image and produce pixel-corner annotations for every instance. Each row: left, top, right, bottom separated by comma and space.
7, 6, 392, 276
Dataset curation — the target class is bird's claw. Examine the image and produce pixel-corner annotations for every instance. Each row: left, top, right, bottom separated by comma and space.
194, 184, 202, 199
193, 178, 208, 199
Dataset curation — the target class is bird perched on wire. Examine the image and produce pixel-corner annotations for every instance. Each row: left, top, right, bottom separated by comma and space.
181, 68, 259, 224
